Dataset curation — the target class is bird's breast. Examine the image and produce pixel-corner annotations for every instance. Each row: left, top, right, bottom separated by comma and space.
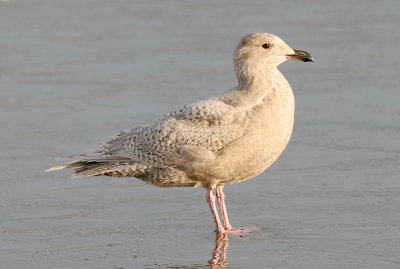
215, 81, 295, 184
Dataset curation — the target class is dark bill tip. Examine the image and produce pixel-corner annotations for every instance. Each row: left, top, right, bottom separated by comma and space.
287, 49, 314, 62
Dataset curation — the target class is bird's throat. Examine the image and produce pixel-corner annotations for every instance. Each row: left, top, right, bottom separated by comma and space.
237, 68, 280, 106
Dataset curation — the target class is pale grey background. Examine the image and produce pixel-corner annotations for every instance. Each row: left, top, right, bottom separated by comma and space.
1, 0, 399, 268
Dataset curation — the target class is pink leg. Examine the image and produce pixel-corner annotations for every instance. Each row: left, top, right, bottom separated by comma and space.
215, 187, 260, 235
206, 190, 224, 232
216, 186, 232, 230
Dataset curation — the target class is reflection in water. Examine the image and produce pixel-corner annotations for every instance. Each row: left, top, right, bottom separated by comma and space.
149, 232, 238, 269
208, 232, 229, 268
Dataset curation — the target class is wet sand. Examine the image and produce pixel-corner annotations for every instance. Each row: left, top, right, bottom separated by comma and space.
1, 0, 399, 268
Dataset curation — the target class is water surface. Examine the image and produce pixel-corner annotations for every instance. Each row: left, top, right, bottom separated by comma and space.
1, 1, 399, 268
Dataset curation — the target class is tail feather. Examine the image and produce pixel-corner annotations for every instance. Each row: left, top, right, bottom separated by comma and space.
72, 163, 121, 178
73, 162, 148, 178
47, 159, 149, 178
46, 140, 146, 177
45, 161, 85, 172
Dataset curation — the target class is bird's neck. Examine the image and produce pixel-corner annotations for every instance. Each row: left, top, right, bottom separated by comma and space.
235, 67, 282, 106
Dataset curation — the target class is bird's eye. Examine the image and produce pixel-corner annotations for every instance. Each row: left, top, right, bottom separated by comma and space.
262, 43, 270, 49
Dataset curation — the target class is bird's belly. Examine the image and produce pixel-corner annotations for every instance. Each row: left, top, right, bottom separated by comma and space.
222, 127, 293, 183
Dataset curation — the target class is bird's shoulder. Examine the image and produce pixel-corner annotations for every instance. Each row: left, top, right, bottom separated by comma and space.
167, 98, 240, 126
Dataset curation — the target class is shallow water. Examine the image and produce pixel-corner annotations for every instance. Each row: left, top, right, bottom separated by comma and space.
1, 0, 400, 268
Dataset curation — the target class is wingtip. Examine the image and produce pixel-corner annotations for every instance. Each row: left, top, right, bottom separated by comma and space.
45, 165, 67, 172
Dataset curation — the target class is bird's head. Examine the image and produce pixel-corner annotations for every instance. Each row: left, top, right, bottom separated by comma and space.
233, 33, 313, 83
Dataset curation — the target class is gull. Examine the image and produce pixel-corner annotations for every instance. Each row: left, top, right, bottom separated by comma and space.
47, 33, 313, 234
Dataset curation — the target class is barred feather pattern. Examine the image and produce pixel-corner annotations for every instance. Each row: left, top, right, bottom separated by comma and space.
67, 98, 245, 185
48, 33, 301, 191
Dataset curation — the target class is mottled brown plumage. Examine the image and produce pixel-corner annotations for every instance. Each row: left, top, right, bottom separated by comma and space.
47, 33, 313, 233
